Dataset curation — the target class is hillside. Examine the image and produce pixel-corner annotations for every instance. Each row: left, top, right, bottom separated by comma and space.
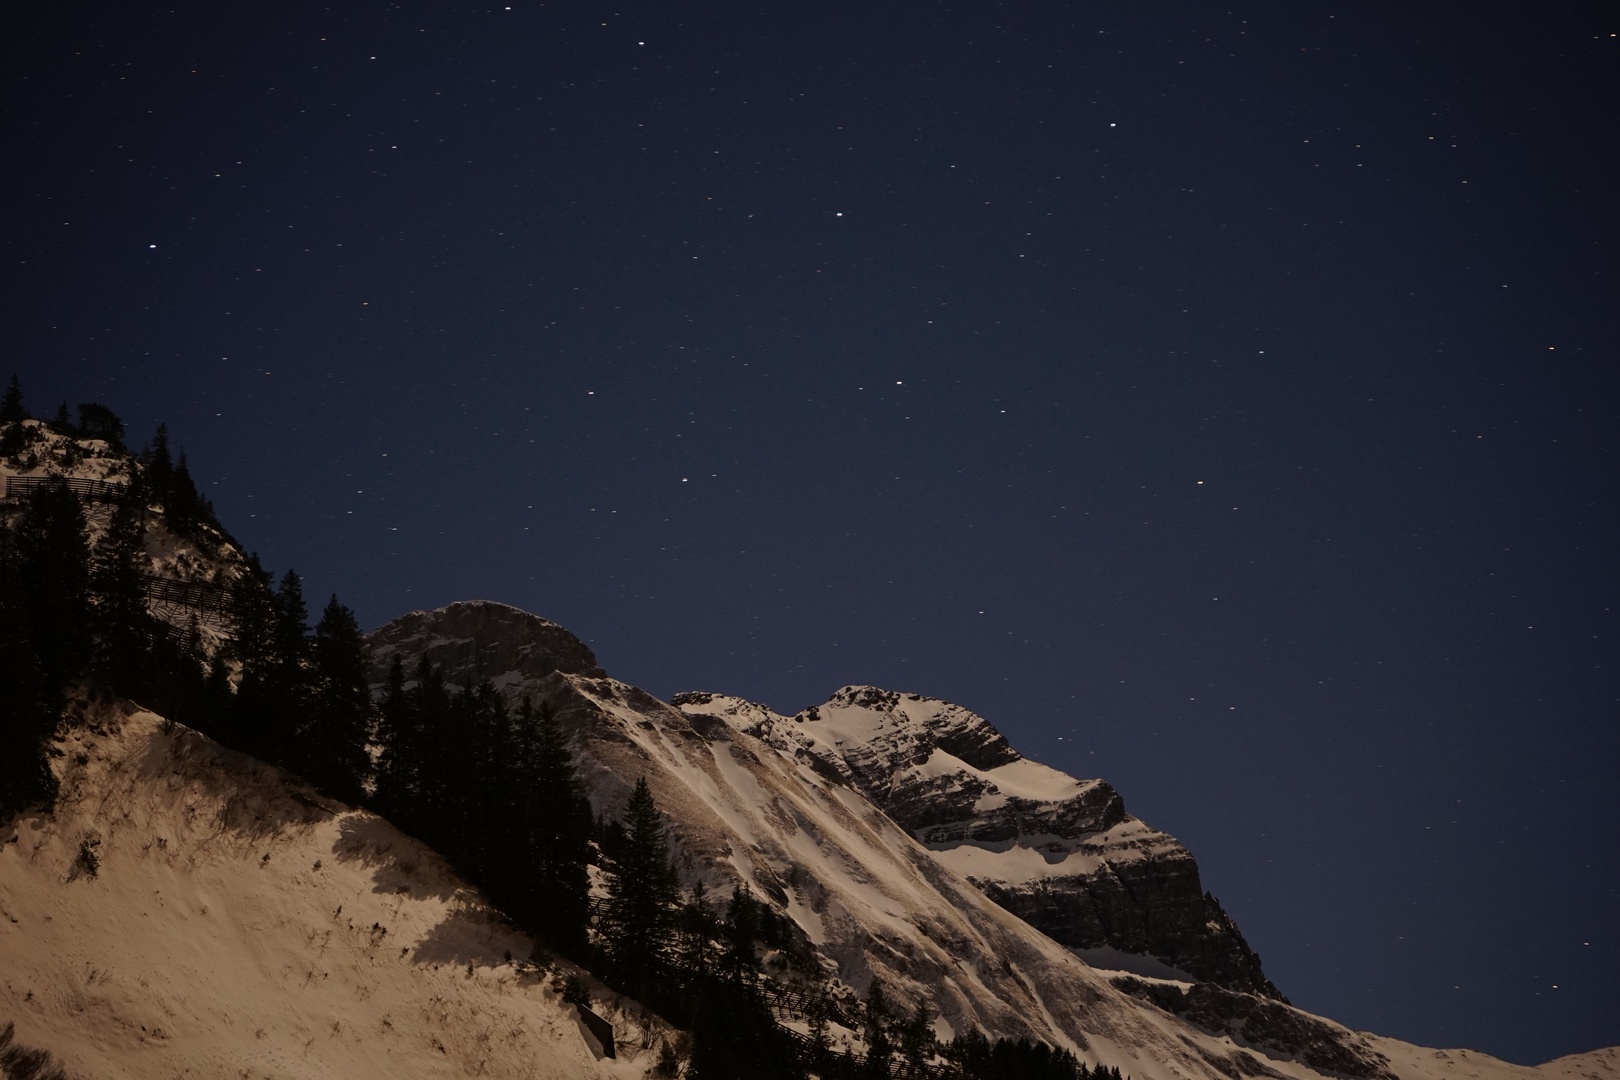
0, 694, 656, 1079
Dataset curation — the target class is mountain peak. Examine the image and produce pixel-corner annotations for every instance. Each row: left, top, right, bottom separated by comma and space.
675, 683, 1281, 999
366, 600, 607, 690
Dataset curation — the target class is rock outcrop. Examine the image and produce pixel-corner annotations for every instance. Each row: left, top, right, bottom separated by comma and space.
364, 600, 607, 689
1108, 977, 1396, 1080
672, 686, 1282, 999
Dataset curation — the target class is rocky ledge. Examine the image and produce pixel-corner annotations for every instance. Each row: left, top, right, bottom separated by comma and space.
674, 685, 1282, 999
1108, 976, 1396, 1080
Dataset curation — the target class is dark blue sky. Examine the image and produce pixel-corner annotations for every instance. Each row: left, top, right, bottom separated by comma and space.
5, 1, 1615, 1064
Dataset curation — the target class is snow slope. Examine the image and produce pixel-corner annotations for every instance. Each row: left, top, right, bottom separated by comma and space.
0, 693, 666, 1079
672, 688, 1273, 996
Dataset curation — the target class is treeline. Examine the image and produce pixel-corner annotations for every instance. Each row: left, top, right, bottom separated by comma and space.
372, 658, 593, 957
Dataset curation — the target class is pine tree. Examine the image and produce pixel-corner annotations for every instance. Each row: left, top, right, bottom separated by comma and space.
524, 698, 592, 956
220, 557, 279, 753
0, 376, 26, 423
143, 424, 174, 507
687, 976, 806, 1080
88, 475, 154, 694
48, 402, 73, 434
371, 654, 416, 822
864, 982, 894, 1080
438, 678, 507, 880
899, 1004, 937, 1072
75, 403, 125, 450
0, 525, 58, 819
258, 569, 313, 764
676, 882, 721, 978
11, 480, 91, 692
167, 451, 201, 532
601, 777, 678, 994
303, 594, 373, 804
373, 655, 449, 844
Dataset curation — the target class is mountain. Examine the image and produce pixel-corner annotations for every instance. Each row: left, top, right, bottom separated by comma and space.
3, 420, 1616, 1077
355, 600, 1614, 1080
668, 686, 1278, 998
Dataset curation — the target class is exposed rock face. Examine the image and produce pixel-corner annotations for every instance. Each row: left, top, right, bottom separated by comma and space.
364, 600, 607, 690
359, 604, 1299, 1080
1108, 977, 1396, 1080
672, 686, 1282, 999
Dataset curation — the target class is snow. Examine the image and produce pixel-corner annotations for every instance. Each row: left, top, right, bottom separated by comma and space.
1072, 947, 1198, 986
978, 758, 1088, 803
0, 699, 667, 1080
925, 840, 1105, 887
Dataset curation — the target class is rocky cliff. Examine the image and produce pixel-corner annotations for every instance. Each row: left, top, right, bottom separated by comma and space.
670, 686, 1281, 999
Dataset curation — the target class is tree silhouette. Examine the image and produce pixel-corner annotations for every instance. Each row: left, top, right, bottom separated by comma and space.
601, 777, 678, 994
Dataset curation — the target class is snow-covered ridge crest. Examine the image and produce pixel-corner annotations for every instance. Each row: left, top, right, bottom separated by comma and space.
672, 687, 1279, 998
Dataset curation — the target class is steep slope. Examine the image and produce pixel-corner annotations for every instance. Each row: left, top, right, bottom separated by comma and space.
360, 601, 1616, 1080
0, 693, 663, 1079
670, 687, 1278, 998
0, 418, 251, 653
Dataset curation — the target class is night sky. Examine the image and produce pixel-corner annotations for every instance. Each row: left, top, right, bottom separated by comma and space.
5, 2, 1615, 1065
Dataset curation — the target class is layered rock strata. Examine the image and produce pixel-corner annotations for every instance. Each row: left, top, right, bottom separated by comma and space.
672, 685, 1282, 999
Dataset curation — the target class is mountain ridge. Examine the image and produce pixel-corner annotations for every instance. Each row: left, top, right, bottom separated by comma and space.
668, 686, 1280, 999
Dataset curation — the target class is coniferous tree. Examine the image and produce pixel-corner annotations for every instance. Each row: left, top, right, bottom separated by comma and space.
687, 976, 805, 1080
11, 480, 91, 692
675, 882, 721, 978
371, 654, 416, 821
167, 451, 206, 534
439, 677, 507, 880
522, 698, 592, 956
75, 403, 125, 450
0, 377, 30, 459
373, 655, 449, 843
899, 1004, 937, 1073
409, 658, 455, 848
303, 594, 373, 804
220, 557, 279, 751
258, 569, 313, 762
142, 424, 174, 507
0, 417, 28, 459
601, 777, 678, 993
864, 982, 894, 1080
0, 376, 26, 423
48, 402, 73, 435
0, 525, 58, 819
88, 474, 154, 694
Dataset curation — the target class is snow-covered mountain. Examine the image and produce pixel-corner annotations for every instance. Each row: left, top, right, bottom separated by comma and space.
356, 600, 1617, 1080
7, 421, 1617, 1078
668, 686, 1277, 998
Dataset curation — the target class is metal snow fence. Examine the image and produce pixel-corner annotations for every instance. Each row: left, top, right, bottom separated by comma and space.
139, 574, 234, 617
3, 475, 130, 503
